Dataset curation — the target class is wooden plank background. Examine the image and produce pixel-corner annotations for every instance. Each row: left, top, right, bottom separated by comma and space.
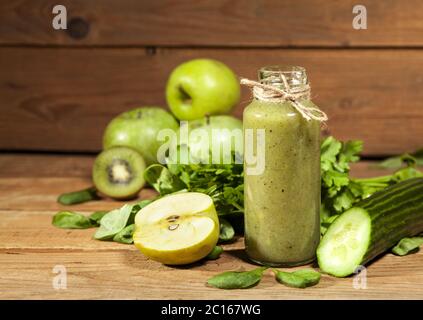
2, 0, 423, 47
0, 0, 422, 156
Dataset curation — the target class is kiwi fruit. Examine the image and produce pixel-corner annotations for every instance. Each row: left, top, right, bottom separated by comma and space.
92, 147, 146, 199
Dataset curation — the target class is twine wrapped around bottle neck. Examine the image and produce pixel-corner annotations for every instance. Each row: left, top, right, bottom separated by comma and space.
240, 77, 328, 122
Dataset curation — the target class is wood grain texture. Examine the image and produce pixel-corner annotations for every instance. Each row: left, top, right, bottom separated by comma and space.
1, 48, 423, 155
0, 177, 157, 211
0, 153, 94, 177
1, 244, 423, 299
0, 154, 422, 299
2, 0, 423, 47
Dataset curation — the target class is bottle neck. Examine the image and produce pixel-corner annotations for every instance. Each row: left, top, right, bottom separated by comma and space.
258, 66, 309, 93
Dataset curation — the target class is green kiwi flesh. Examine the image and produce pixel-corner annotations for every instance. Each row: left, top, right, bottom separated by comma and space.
93, 147, 146, 199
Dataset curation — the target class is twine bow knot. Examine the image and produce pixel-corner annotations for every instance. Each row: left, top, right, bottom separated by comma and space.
240, 76, 328, 122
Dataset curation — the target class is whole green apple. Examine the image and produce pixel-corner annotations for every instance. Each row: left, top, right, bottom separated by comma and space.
103, 107, 179, 165
180, 115, 243, 164
166, 59, 240, 121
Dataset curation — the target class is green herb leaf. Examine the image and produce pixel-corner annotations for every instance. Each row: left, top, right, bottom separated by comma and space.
320, 136, 360, 219
218, 218, 235, 243
94, 204, 133, 240
392, 166, 423, 182
206, 246, 223, 260
336, 140, 363, 172
52, 211, 94, 229
378, 156, 406, 169
207, 267, 267, 289
126, 200, 153, 226
378, 151, 423, 169
392, 237, 423, 256
57, 187, 99, 205
113, 224, 135, 244
332, 189, 356, 213
273, 269, 321, 288
136, 199, 154, 209
320, 137, 342, 172
88, 211, 108, 226
144, 164, 187, 195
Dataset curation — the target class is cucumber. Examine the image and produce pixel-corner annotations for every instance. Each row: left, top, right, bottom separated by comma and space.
317, 177, 423, 277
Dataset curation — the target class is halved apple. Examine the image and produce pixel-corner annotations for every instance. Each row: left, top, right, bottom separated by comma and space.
133, 192, 219, 265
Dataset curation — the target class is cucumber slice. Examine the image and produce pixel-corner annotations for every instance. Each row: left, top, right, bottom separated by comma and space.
317, 208, 371, 277
317, 178, 423, 277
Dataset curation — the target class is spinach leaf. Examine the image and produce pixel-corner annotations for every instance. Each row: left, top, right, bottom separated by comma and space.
144, 164, 187, 195
273, 269, 321, 288
392, 237, 423, 256
88, 211, 108, 226
206, 246, 223, 260
207, 267, 267, 289
92, 200, 152, 242
52, 211, 94, 229
113, 224, 135, 244
57, 187, 99, 205
218, 218, 235, 243
127, 199, 153, 225
136, 199, 154, 209
94, 204, 133, 240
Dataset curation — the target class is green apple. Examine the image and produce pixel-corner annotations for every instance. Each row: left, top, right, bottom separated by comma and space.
133, 192, 219, 265
103, 107, 179, 165
166, 59, 240, 121
181, 115, 243, 164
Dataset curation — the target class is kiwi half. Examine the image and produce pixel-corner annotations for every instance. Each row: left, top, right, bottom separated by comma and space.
93, 147, 146, 199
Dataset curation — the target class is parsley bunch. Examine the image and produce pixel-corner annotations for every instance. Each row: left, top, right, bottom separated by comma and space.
167, 161, 244, 217
320, 136, 422, 233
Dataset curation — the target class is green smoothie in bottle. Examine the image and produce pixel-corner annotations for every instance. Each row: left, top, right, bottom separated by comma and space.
243, 66, 326, 266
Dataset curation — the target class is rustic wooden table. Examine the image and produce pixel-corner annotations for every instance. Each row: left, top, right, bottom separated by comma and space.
0, 154, 422, 299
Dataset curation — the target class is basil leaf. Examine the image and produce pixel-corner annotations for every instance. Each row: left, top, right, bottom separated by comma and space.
144, 164, 187, 195
207, 267, 267, 289
392, 237, 423, 256
273, 269, 321, 288
113, 224, 135, 244
206, 246, 223, 260
218, 218, 235, 243
94, 204, 133, 240
88, 211, 108, 226
57, 187, 99, 205
52, 211, 94, 229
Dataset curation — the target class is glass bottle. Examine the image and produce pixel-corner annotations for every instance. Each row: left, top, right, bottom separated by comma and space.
243, 66, 321, 266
